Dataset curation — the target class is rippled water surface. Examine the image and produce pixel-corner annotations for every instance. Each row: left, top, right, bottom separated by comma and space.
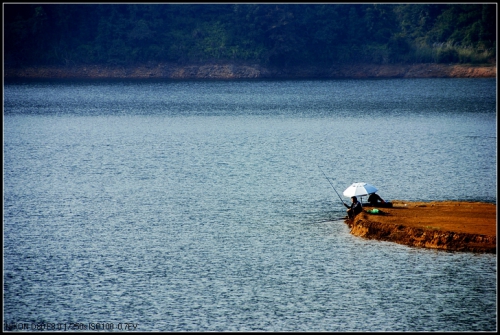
3, 78, 497, 331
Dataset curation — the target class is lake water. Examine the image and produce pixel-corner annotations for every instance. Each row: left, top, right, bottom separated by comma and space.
3, 78, 497, 331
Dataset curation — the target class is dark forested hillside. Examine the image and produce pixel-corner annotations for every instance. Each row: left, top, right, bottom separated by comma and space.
3, 4, 496, 68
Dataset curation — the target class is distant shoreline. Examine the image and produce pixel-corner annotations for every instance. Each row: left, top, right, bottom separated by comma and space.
4, 62, 496, 80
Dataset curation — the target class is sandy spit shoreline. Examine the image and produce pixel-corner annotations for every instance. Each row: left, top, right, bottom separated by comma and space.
4, 62, 496, 79
346, 200, 496, 253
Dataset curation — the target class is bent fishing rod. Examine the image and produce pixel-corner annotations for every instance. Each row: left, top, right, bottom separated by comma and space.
318, 166, 347, 207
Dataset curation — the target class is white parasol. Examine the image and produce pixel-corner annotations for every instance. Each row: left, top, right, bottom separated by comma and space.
343, 183, 378, 200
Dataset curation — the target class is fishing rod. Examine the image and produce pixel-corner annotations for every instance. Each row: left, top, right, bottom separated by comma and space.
318, 165, 347, 206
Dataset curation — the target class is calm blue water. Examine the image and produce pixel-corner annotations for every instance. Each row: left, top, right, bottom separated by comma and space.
3, 78, 497, 331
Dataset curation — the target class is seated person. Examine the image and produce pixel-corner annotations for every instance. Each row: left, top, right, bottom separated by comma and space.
368, 193, 385, 206
344, 196, 363, 219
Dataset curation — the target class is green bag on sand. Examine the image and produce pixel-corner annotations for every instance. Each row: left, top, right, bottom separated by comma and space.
366, 208, 380, 214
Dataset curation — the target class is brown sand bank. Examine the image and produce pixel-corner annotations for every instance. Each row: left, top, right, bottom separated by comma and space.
346, 200, 496, 253
4, 62, 496, 79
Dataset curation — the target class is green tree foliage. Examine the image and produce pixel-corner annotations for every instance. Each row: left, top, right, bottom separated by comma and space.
3, 4, 496, 67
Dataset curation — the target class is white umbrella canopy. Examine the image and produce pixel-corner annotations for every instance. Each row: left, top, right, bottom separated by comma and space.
343, 182, 378, 197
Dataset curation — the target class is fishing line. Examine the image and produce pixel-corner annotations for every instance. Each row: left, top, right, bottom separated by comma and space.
318, 165, 347, 206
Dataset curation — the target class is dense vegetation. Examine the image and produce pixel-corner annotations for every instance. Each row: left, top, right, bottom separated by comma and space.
4, 4, 496, 68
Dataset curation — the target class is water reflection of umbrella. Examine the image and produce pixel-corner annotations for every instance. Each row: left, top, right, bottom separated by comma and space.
343, 182, 378, 198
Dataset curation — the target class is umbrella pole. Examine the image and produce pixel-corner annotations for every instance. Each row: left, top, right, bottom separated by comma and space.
318, 166, 347, 207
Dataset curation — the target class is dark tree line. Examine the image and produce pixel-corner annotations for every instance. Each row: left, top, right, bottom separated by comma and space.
4, 4, 496, 67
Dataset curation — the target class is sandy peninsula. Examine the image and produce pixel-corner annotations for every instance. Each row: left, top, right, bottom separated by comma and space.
346, 200, 496, 253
